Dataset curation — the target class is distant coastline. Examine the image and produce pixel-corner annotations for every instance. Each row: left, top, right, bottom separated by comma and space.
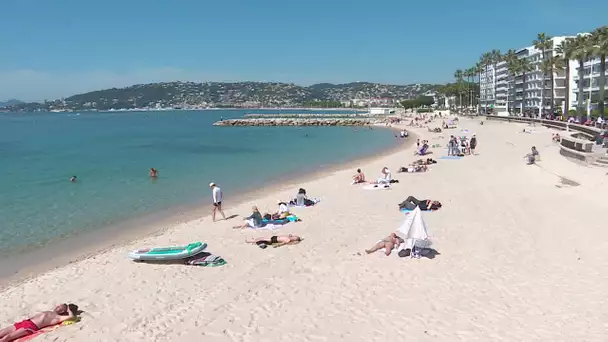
5, 81, 440, 112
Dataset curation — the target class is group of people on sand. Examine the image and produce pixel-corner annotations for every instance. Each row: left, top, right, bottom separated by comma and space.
448, 134, 477, 156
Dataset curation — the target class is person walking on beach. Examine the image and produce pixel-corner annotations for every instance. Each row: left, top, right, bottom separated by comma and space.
470, 135, 477, 155
0, 304, 77, 341
210, 182, 226, 222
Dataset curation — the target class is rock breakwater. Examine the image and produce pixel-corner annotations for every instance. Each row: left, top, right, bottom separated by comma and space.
213, 118, 381, 126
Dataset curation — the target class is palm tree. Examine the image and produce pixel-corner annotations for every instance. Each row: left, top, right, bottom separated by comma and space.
480, 52, 493, 113
555, 38, 575, 116
540, 56, 557, 114
464, 67, 475, 108
533, 33, 553, 118
571, 34, 593, 117
516, 57, 534, 115
503, 49, 518, 114
454, 69, 464, 112
490, 49, 502, 111
590, 26, 608, 117
475, 62, 484, 113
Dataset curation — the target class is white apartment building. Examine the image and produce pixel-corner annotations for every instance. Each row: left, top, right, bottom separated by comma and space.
479, 35, 591, 116
572, 56, 606, 113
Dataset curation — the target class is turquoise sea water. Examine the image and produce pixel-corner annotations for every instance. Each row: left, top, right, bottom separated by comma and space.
0, 110, 396, 256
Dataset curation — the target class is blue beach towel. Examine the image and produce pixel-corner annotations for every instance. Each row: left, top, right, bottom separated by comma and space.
440, 156, 462, 160
400, 208, 432, 213
262, 218, 289, 225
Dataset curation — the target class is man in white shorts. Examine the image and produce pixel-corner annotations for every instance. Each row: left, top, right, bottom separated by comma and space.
209, 182, 226, 222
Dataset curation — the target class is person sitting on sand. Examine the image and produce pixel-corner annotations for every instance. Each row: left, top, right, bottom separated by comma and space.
525, 146, 540, 165
369, 167, 391, 184
0, 304, 78, 342
552, 133, 561, 142
398, 196, 442, 211
233, 206, 263, 229
246, 234, 303, 249
289, 188, 318, 206
352, 168, 366, 184
365, 233, 404, 256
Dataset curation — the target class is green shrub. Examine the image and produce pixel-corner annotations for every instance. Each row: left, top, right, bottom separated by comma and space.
568, 109, 577, 116
416, 108, 433, 113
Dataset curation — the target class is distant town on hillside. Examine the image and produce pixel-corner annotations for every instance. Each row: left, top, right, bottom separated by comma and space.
3, 81, 442, 112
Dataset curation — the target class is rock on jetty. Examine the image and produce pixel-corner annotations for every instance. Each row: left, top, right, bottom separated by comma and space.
213, 118, 381, 126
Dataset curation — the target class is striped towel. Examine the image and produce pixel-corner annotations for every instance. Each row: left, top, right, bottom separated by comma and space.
186, 253, 226, 267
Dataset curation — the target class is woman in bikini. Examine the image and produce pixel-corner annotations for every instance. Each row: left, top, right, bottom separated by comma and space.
246, 234, 302, 248
365, 233, 404, 256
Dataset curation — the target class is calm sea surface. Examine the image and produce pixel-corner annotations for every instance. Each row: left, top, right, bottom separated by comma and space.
0, 110, 396, 256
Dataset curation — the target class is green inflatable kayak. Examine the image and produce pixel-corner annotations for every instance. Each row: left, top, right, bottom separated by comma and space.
128, 242, 207, 261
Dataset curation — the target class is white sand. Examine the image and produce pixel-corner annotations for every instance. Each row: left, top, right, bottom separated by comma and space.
2, 118, 608, 341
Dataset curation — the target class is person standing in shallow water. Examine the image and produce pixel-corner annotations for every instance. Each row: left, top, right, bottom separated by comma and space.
149, 168, 158, 178
210, 182, 226, 222
70, 176, 77, 182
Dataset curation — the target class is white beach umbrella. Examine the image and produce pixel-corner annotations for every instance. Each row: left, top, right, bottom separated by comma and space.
396, 207, 430, 249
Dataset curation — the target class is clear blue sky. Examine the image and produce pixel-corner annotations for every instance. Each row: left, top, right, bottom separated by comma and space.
1, 0, 606, 101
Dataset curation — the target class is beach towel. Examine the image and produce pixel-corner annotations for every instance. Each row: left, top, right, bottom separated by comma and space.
363, 184, 391, 190
16, 318, 80, 341
262, 218, 290, 225
400, 208, 432, 213
186, 253, 226, 267
440, 156, 461, 160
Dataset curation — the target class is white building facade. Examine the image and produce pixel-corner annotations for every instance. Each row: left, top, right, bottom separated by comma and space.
572, 56, 606, 114
478, 35, 604, 116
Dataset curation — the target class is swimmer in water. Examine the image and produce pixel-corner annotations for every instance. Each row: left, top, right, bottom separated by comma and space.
149, 168, 158, 178
70, 176, 77, 182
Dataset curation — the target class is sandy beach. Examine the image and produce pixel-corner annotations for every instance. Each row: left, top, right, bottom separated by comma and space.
2, 117, 608, 341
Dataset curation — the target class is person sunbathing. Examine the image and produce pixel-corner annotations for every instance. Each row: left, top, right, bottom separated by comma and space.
398, 196, 442, 211
233, 206, 264, 229
352, 168, 366, 184
0, 304, 77, 342
398, 165, 428, 173
246, 234, 302, 248
413, 158, 437, 165
365, 233, 404, 256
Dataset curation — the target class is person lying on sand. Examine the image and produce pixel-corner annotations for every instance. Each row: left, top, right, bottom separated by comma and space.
246, 234, 302, 248
0, 304, 77, 342
352, 168, 366, 184
365, 233, 404, 256
233, 206, 264, 229
413, 158, 437, 165
398, 196, 442, 211
398, 165, 428, 173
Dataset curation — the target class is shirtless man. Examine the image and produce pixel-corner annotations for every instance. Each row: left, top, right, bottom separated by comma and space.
365, 233, 404, 256
246, 234, 302, 248
0, 304, 76, 341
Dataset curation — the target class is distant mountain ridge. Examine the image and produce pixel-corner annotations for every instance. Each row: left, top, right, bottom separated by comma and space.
0, 99, 24, 108
7, 81, 441, 111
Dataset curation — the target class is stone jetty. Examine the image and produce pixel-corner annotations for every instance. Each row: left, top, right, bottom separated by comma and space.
243, 113, 373, 118
213, 118, 381, 126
